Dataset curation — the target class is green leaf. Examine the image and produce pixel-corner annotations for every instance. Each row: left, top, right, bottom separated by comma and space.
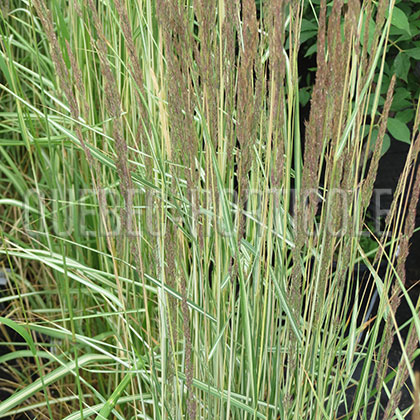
367, 94, 385, 114
390, 7, 411, 35
397, 108, 415, 124
379, 75, 391, 94
389, 27, 413, 41
300, 30, 318, 44
304, 43, 317, 57
0, 354, 112, 415
95, 373, 134, 419
381, 134, 391, 156
367, 128, 391, 157
0, 317, 36, 356
299, 88, 310, 107
380, 134, 391, 156
301, 18, 318, 32
405, 47, 420, 60
394, 52, 410, 82
387, 117, 411, 143
391, 88, 411, 111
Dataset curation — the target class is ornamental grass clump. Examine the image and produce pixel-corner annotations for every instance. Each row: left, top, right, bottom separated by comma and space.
1, 0, 420, 419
